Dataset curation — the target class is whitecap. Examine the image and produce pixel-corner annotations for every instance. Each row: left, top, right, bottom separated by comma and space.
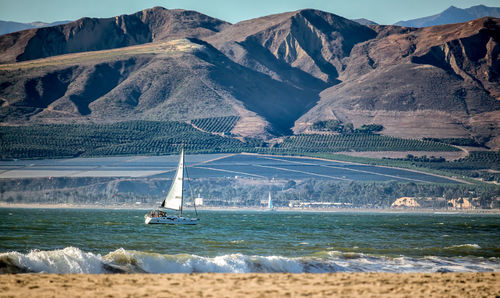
445, 244, 481, 249
1, 247, 104, 274
1, 247, 499, 274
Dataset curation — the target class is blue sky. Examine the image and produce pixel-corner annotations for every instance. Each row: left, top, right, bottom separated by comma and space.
0, 0, 499, 24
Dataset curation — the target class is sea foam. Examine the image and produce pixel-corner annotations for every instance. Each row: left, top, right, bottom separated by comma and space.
1, 247, 104, 274
0, 247, 499, 274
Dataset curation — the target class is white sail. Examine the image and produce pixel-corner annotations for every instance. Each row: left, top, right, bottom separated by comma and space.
268, 192, 273, 209
162, 149, 184, 211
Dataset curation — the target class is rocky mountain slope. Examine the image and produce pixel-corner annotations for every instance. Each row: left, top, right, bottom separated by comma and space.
396, 5, 500, 27
0, 7, 229, 64
0, 7, 499, 148
294, 17, 500, 148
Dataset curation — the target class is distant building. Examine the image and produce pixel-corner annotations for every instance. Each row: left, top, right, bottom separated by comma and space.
194, 197, 204, 206
391, 197, 420, 208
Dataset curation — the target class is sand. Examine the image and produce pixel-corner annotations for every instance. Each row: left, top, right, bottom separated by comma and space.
0, 272, 498, 297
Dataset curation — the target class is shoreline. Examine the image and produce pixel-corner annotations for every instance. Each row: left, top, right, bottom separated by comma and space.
1, 202, 499, 214
1, 272, 498, 297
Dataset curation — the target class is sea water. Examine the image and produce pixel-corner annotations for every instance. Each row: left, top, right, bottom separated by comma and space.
0, 209, 498, 274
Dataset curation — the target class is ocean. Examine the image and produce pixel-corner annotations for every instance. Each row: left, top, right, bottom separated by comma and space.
0, 208, 498, 274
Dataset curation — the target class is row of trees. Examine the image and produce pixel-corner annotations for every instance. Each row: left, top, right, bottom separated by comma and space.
191, 116, 240, 134
0, 121, 461, 160
311, 120, 384, 134
276, 134, 458, 152
2, 177, 498, 209
0, 121, 251, 159
423, 137, 484, 147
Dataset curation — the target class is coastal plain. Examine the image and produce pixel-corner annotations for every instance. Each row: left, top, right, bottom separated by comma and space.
1, 272, 498, 297
0, 153, 461, 183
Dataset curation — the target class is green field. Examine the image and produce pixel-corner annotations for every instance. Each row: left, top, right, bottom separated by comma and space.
0, 121, 459, 160
0, 121, 248, 159
191, 116, 240, 134
275, 134, 458, 152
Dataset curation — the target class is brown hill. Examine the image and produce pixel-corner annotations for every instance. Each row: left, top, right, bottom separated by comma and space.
294, 17, 500, 148
206, 9, 377, 85
0, 8, 499, 148
0, 7, 229, 64
0, 39, 319, 136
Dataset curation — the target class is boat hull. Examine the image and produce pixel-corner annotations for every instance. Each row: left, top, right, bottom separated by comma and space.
144, 215, 199, 225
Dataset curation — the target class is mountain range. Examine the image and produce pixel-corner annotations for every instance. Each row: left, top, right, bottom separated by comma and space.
0, 7, 499, 148
0, 20, 71, 35
396, 5, 500, 27
2, 4, 498, 36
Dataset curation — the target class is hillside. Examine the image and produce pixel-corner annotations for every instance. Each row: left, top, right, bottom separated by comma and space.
294, 17, 500, 149
0, 7, 229, 64
0, 37, 322, 136
206, 9, 377, 84
395, 5, 500, 27
0, 7, 499, 149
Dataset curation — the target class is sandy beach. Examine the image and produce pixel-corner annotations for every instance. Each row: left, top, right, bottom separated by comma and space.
1, 272, 498, 297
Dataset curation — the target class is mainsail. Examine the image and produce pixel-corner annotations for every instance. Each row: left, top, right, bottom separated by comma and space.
268, 192, 273, 209
161, 149, 184, 211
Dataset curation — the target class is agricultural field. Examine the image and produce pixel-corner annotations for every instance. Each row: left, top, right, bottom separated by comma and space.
0, 153, 462, 184
275, 134, 458, 152
407, 151, 500, 183
0, 121, 460, 161
0, 121, 249, 159
191, 116, 240, 134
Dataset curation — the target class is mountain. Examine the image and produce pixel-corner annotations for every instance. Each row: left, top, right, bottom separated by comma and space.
294, 17, 500, 146
206, 9, 377, 85
353, 18, 378, 26
0, 7, 229, 64
0, 20, 71, 35
0, 9, 376, 136
0, 7, 499, 148
395, 5, 500, 27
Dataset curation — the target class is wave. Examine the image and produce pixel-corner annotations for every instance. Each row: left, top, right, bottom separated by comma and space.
445, 244, 482, 250
1, 247, 499, 274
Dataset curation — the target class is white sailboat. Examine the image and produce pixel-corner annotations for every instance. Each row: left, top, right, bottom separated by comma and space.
144, 149, 199, 225
267, 192, 274, 211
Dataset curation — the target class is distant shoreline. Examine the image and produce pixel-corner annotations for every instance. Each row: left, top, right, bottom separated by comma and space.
1, 203, 498, 214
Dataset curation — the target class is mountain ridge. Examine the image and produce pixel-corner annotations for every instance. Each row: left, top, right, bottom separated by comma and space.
0, 7, 499, 149
0, 7, 229, 64
0, 20, 71, 35
395, 5, 500, 27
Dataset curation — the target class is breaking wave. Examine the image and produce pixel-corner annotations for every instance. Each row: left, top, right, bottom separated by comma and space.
445, 244, 482, 250
1, 247, 499, 274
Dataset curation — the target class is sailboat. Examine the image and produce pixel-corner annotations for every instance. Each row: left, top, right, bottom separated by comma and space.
144, 149, 199, 225
267, 192, 275, 211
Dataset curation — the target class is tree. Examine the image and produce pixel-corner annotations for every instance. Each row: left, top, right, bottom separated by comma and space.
284, 180, 296, 190
344, 123, 354, 134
